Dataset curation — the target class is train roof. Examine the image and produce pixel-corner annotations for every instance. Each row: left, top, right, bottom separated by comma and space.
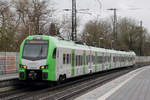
24, 35, 136, 56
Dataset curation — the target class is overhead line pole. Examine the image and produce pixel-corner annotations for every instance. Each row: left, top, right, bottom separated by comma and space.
114, 8, 117, 42
139, 20, 143, 56
107, 8, 117, 49
72, 0, 77, 41
66, 0, 90, 41
64, 6, 89, 41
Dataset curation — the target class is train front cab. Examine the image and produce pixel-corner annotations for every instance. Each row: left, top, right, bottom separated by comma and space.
19, 36, 56, 81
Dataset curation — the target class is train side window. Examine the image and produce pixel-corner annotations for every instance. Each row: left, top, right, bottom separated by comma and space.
69, 54, 72, 64
113, 56, 115, 62
86, 56, 88, 65
69, 54, 71, 64
68, 54, 70, 64
93, 56, 95, 64
95, 56, 97, 64
63, 54, 66, 64
97, 56, 99, 64
100, 56, 103, 63
88, 55, 90, 64
80, 55, 81, 66
104, 56, 106, 63
67, 54, 69, 64
81, 55, 82, 66
108, 56, 111, 62
76, 55, 78, 66
79, 55, 80, 66
75, 56, 77, 66
77, 55, 78, 66
106, 56, 108, 62
99, 56, 100, 64
78, 55, 79, 66
97, 56, 98, 64
81, 55, 82, 65
92, 55, 94, 63
52, 48, 57, 58
81, 56, 83, 65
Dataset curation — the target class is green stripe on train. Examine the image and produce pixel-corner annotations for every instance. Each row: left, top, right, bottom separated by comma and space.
71, 50, 75, 76
19, 36, 33, 80
102, 52, 104, 70
83, 51, 86, 73
46, 37, 56, 81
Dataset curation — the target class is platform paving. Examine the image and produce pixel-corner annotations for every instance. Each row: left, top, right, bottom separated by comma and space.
75, 66, 150, 100
0, 73, 18, 81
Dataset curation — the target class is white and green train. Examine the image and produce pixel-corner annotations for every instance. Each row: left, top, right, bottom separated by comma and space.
19, 35, 136, 81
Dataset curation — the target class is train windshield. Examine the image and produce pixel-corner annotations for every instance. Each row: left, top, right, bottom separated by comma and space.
22, 40, 48, 60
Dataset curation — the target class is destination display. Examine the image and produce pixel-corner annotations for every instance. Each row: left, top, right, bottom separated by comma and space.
25, 40, 48, 44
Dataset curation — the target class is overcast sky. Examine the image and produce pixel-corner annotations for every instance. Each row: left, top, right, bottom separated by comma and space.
53, 0, 150, 33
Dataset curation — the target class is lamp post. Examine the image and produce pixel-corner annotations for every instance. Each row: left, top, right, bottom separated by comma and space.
99, 37, 104, 47
111, 40, 114, 49
93, 42, 97, 47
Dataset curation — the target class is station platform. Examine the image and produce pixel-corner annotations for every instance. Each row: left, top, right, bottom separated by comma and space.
75, 65, 150, 100
0, 73, 18, 81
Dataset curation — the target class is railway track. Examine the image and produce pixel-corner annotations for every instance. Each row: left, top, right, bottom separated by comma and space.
39, 66, 134, 100
0, 64, 147, 100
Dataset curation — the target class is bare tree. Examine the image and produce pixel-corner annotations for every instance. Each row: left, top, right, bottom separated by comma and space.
49, 22, 60, 36
82, 17, 149, 56
117, 17, 147, 55
12, 0, 54, 35
59, 14, 72, 40
0, 1, 20, 51
8, 0, 55, 51
82, 19, 112, 48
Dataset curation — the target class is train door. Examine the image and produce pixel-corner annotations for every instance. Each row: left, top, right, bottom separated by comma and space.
71, 50, 75, 76
113, 54, 116, 68
116, 55, 119, 68
86, 51, 91, 73
97, 52, 100, 72
89, 50, 92, 73
95, 52, 98, 72
91, 51, 95, 72
106, 53, 109, 70
56, 47, 65, 80
120, 54, 122, 67
111, 54, 113, 69
102, 52, 105, 71
65, 49, 72, 78
111, 53, 114, 69
55, 48, 59, 79
109, 53, 112, 69
119, 54, 121, 68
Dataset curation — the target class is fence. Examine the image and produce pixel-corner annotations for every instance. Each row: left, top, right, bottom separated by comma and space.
0, 52, 19, 75
136, 56, 150, 63
0, 52, 150, 75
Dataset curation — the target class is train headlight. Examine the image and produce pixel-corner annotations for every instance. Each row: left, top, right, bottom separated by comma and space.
40, 65, 48, 69
23, 65, 27, 69
20, 64, 27, 69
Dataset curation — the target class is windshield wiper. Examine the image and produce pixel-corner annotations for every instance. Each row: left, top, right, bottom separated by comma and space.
38, 45, 43, 58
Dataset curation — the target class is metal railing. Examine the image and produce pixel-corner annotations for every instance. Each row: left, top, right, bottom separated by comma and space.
0, 52, 19, 75
136, 56, 150, 63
